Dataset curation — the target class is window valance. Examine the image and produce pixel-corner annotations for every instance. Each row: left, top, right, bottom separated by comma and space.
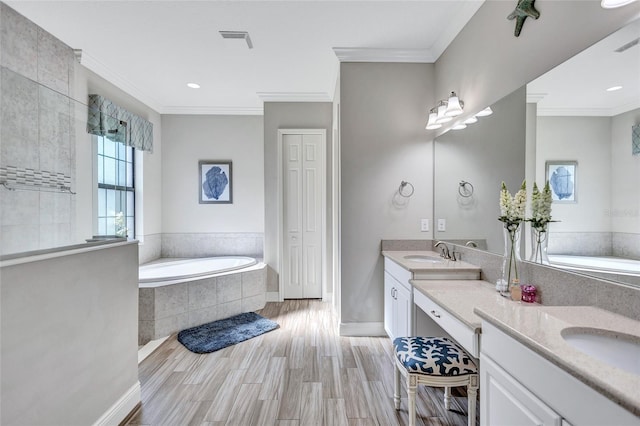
87, 94, 153, 152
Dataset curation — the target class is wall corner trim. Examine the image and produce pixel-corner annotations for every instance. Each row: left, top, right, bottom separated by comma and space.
92, 381, 141, 426
339, 322, 386, 337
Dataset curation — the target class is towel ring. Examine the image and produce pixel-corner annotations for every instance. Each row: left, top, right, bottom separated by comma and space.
399, 181, 415, 198
458, 180, 474, 198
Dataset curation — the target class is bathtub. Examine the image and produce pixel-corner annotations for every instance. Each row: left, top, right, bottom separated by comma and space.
138, 256, 266, 345
548, 255, 640, 275
139, 256, 257, 286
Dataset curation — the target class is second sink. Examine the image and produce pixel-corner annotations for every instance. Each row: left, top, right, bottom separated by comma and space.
561, 327, 640, 375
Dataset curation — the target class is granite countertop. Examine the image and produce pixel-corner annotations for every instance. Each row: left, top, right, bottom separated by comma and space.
382, 250, 481, 273
410, 279, 512, 332
475, 303, 640, 417
409, 278, 640, 416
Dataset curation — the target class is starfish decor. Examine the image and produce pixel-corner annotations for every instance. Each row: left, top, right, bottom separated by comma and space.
507, 0, 540, 37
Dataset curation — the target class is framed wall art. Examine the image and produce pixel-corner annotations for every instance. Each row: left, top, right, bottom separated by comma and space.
546, 161, 577, 203
199, 160, 232, 204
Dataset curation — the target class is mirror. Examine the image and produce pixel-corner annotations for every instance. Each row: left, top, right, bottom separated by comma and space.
434, 18, 640, 287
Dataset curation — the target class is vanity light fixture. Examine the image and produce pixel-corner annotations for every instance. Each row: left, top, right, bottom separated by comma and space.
452, 122, 467, 130
464, 115, 478, 124
476, 106, 493, 117
601, 0, 638, 8
436, 100, 453, 124
425, 109, 442, 130
606, 85, 623, 91
187, 83, 201, 89
425, 92, 464, 130
445, 92, 464, 116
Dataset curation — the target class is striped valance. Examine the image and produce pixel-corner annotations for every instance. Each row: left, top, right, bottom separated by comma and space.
87, 94, 153, 152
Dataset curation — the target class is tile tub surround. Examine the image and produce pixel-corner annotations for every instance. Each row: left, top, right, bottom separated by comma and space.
475, 304, 640, 418
138, 233, 161, 265
161, 232, 264, 258
138, 262, 267, 345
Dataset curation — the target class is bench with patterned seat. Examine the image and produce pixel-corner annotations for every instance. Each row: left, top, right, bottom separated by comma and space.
393, 336, 479, 426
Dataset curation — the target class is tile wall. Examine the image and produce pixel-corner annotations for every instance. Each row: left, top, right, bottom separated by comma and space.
0, 4, 77, 254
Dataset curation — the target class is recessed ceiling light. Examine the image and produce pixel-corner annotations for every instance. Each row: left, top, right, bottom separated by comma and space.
187, 83, 200, 89
606, 85, 622, 92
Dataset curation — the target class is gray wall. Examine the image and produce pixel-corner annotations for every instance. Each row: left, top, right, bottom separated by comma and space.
263, 102, 333, 294
434, 0, 640, 127
0, 242, 139, 425
611, 107, 640, 260
0, 3, 76, 254
435, 86, 527, 254
161, 115, 264, 258
340, 62, 435, 325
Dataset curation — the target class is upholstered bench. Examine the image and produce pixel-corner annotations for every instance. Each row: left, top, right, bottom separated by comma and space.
393, 336, 479, 426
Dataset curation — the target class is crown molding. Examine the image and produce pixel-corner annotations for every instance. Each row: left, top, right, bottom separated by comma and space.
161, 105, 264, 115
257, 92, 332, 102
537, 99, 640, 117
332, 47, 435, 63
78, 51, 163, 114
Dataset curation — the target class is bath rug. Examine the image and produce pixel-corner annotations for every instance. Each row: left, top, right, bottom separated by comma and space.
177, 312, 278, 354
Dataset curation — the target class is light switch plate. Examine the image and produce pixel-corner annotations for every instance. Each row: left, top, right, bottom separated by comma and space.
437, 218, 446, 232
421, 219, 429, 232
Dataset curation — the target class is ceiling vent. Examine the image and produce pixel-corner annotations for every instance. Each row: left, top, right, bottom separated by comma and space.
219, 31, 253, 49
614, 37, 639, 53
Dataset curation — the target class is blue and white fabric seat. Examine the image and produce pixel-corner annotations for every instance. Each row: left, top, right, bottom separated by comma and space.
392, 336, 479, 426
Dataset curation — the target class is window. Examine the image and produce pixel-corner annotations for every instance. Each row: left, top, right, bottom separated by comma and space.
96, 135, 134, 238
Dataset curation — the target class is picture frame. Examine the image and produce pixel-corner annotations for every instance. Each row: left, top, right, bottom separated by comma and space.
546, 161, 577, 203
199, 160, 232, 204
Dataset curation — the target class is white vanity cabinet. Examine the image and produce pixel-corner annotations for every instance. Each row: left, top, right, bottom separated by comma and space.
481, 321, 639, 426
384, 258, 414, 340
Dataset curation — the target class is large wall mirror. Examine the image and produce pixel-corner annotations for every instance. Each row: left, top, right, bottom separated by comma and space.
434, 18, 640, 287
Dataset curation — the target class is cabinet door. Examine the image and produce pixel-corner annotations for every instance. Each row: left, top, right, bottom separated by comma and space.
394, 280, 412, 339
383, 272, 395, 338
481, 355, 562, 426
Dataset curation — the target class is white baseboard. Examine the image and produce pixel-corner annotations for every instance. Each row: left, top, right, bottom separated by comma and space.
266, 291, 280, 302
339, 321, 386, 337
93, 381, 141, 426
322, 292, 333, 303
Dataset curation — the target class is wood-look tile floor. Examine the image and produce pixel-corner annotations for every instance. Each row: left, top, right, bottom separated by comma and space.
128, 300, 478, 426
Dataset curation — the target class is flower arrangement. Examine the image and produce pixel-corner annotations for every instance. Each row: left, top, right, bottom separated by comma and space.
499, 180, 527, 230
498, 181, 526, 289
528, 181, 554, 263
529, 181, 553, 231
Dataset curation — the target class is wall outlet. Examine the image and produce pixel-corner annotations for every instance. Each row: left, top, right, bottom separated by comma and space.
437, 218, 446, 232
421, 219, 429, 232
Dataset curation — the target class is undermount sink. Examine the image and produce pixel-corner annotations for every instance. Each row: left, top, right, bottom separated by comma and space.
403, 254, 444, 263
561, 327, 640, 375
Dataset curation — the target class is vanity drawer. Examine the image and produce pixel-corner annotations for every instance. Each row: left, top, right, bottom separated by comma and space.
414, 290, 479, 358
384, 257, 412, 288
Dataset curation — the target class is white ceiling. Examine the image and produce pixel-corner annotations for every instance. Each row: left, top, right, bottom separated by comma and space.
528, 17, 640, 116
7, 0, 484, 114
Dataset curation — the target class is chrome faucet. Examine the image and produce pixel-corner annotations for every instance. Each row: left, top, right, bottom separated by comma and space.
465, 240, 478, 248
434, 241, 451, 260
